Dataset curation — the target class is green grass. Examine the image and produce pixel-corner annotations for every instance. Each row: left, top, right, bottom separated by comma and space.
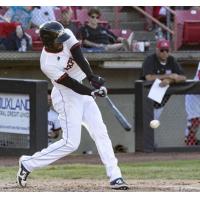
2, 159, 200, 181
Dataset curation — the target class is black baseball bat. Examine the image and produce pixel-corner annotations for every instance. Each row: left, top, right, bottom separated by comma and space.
105, 95, 132, 131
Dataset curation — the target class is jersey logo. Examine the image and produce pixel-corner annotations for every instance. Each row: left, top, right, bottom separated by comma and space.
57, 56, 60, 61
65, 57, 74, 70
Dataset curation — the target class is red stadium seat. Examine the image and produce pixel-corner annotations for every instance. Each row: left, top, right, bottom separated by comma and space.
174, 10, 200, 50
76, 8, 89, 25
32, 41, 43, 51
0, 22, 20, 38
183, 21, 200, 44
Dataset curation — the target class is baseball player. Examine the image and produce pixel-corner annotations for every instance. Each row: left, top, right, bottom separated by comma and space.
185, 62, 200, 145
16, 21, 128, 190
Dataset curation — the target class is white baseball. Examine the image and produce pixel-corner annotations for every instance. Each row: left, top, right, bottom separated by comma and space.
150, 120, 160, 129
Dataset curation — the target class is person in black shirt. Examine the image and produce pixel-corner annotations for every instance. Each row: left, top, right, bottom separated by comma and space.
79, 7, 134, 52
141, 39, 186, 119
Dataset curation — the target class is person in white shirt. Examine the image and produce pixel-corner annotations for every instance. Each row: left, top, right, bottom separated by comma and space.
16, 21, 128, 190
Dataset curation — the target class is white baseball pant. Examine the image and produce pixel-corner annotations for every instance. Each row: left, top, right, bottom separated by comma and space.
21, 86, 122, 182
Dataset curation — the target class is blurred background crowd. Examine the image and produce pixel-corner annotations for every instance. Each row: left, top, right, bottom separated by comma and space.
0, 6, 199, 53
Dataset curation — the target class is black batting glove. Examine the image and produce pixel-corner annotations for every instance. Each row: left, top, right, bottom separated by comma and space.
88, 74, 105, 89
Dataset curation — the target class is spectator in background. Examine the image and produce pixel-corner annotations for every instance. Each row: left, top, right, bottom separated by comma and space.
47, 90, 61, 145
141, 39, 186, 120
184, 63, 200, 146
59, 6, 80, 37
31, 6, 56, 28
144, 6, 168, 40
3, 6, 32, 30
1, 24, 32, 52
79, 7, 134, 52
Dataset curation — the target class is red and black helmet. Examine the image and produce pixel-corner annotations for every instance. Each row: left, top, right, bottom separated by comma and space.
39, 21, 70, 48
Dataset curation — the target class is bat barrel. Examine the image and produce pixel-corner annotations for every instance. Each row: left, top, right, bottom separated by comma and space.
105, 96, 132, 131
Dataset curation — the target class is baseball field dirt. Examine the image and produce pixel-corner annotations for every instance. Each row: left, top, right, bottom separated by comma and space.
1, 152, 200, 192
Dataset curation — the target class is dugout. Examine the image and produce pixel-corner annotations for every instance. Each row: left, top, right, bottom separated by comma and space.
135, 80, 200, 152
0, 78, 48, 155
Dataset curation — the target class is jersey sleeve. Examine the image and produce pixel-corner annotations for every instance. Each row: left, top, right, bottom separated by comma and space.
65, 29, 79, 50
40, 56, 65, 81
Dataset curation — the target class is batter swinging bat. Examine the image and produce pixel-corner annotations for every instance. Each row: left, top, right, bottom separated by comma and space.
105, 96, 132, 131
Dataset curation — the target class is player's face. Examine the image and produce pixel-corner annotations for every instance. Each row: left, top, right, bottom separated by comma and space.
89, 14, 100, 26
53, 42, 63, 52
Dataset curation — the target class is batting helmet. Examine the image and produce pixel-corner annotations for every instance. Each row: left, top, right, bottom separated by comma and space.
39, 21, 70, 48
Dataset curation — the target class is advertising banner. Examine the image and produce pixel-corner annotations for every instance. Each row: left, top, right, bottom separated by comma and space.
0, 93, 30, 134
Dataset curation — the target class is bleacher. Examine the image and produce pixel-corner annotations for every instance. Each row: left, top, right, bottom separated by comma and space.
1, 6, 200, 54
0, 6, 150, 52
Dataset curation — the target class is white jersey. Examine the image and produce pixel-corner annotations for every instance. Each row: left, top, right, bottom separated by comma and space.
40, 28, 86, 91
48, 108, 61, 133
185, 62, 200, 119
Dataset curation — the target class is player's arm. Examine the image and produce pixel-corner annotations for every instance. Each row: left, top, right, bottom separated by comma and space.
70, 43, 93, 78
56, 73, 93, 96
56, 74, 107, 97
70, 44, 105, 89
41, 61, 92, 96
56, 74, 107, 98
41, 64, 106, 98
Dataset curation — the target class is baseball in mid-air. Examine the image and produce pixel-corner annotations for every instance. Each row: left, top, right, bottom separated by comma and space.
150, 120, 160, 129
